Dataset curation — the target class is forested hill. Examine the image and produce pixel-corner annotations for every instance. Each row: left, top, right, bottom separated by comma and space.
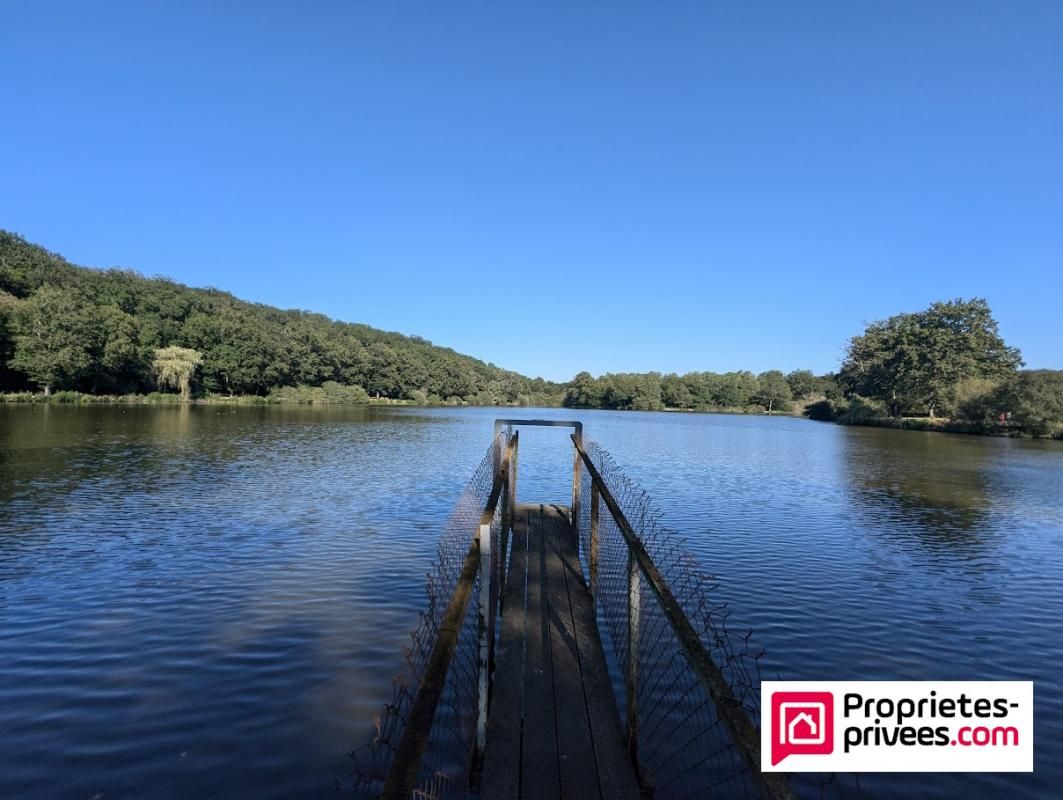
5, 231, 1056, 436
0, 231, 564, 403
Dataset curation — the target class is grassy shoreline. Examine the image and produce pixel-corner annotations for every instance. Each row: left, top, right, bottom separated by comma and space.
0, 390, 560, 408
0, 390, 414, 407
836, 415, 1062, 439
0, 392, 795, 414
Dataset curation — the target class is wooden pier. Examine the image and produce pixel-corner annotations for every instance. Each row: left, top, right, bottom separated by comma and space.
480, 503, 641, 800
375, 419, 793, 800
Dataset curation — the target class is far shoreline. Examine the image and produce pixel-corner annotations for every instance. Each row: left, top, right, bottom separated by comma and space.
4, 391, 1060, 441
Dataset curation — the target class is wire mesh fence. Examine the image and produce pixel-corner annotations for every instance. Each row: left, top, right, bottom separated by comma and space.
350, 431, 510, 800
352, 428, 856, 799
576, 438, 856, 800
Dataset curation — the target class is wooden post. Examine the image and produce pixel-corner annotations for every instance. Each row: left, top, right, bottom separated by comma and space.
589, 484, 600, 603
571, 441, 582, 536
476, 521, 492, 757
511, 437, 518, 510
498, 434, 517, 619
626, 550, 641, 768
497, 460, 511, 620
500, 469, 510, 576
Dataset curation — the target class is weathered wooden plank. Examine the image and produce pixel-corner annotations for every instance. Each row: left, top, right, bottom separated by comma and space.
481, 501, 641, 800
480, 506, 530, 799
555, 505, 643, 800
520, 504, 561, 799
542, 504, 601, 799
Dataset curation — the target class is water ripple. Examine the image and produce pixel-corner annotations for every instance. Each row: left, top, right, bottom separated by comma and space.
1, 406, 1061, 798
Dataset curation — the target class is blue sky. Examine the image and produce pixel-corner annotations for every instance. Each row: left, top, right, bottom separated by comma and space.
2, 1, 1060, 382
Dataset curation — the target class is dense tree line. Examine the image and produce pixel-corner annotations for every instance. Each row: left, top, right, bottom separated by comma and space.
0, 232, 563, 404
562, 368, 836, 412
2, 233, 1059, 435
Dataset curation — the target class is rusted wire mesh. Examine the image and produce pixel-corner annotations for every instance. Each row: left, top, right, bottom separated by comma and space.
350, 431, 509, 800
577, 439, 854, 800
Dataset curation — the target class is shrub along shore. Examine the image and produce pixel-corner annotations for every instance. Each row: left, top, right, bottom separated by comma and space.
3, 387, 421, 406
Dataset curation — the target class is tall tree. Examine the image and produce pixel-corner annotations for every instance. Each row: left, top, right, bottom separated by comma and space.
785, 369, 817, 400
713, 371, 758, 408
95, 305, 143, 392
660, 373, 693, 408
912, 299, 1023, 416
9, 286, 99, 394
0, 292, 18, 383
756, 370, 793, 413
839, 299, 1022, 417
991, 370, 1063, 437
563, 371, 603, 408
152, 346, 203, 400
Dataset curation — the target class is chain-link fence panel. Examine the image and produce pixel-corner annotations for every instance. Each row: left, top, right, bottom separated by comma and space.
577, 438, 856, 800
351, 431, 509, 799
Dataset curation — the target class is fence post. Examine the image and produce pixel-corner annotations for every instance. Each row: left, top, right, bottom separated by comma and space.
494, 470, 506, 655
499, 454, 512, 616
590, 484, 600, 603
626, 550, 641, 769
571, 440, 582, 536
492, 434, 501, 485
511, 437, 519, 510
500, 467, 510, 563
476, 521, 492, 757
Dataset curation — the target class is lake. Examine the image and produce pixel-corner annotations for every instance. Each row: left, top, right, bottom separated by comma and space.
1, 405, 1060, 798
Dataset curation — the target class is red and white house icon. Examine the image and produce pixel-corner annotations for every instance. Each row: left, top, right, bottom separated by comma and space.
770, 691, 834, 765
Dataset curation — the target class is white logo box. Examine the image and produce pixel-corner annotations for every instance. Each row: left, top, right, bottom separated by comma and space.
761, 681, 1034, 773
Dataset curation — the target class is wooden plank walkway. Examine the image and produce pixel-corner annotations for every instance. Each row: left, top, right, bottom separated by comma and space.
481, 503, 641, 800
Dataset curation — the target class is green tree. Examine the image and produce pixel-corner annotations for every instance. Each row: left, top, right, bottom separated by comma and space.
182, 307, 286, 395
756, 370, 793, 413
661, 373, 693, 408
817, 372, 843, 401
563, 371, 603, 408
0, 291, 19, 388
365, 342, 402, 398
911, 299, 1022, 416
839, 298, 1022, 417
95, 305, 143, 392
152, 346, 203, 400
991, 370, 1063, 437
682, 372, 714, 408
630, 372, 662, 411
713, 371, 758, 408
785, 369, 817, 400
9, 285, 99, 394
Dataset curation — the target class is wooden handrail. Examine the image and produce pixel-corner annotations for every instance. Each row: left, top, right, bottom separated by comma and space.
382, 433, 518, 800
571, 435, 796, 800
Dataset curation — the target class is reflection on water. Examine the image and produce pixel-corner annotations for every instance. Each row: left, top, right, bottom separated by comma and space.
1, 406, 1061, 798
842, 426, 998, 548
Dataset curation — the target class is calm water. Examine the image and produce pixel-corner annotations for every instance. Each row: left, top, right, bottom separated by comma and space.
1, 405, 1060, 798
